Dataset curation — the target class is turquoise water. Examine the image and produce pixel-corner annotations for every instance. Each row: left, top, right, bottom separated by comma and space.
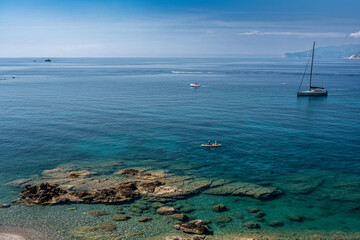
0, 58, 360, 239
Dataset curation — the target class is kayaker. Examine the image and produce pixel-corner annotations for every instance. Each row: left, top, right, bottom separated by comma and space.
208, 140, 211, 145
214, 141, 217, 145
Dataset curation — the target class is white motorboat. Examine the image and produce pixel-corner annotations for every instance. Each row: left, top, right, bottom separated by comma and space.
190, 83, 200, 87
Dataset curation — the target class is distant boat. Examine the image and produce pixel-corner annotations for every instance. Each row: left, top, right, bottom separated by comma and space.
297, 42, 328, 96
190, 83, 201, 87
45, 59, 51, 62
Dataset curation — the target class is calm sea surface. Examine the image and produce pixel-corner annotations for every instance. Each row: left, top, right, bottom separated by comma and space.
0, 58, 359, 239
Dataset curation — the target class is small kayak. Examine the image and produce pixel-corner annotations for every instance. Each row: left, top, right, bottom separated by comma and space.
201, 144, 222, 147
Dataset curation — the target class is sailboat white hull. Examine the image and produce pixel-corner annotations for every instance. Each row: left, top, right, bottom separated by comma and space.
297, 90, 328, 96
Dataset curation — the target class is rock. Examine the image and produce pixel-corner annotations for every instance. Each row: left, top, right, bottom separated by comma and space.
129, 207, 143, 214
157, 206, 177, 215
203, 219, 212, 224
173, 224, 181, 230
203, 182, 282, 200
117, 169, 165, 180
177, 220, 208, 234
133, 202, 149, 210
85, 210, 109, 217
268, 220, 285, 227
111, 214, 131, 221
244, 221, 261, 229
247, 207, 260, 213
20, 183, 69, 204
66, 207, 76, 211
286, 215, 306, 222
213, 216, 232, 224
254, 211, 266, 218
67, 170, 97, 178
181, 207, 195, 213
0, 203, 10, 208
96, 222, 117, 232
119, 169, 140, 177
211, 204, 227, 212
171, 213, 188, 221
138, 216, 152, 222
173, 204, 183, 210
151, 202, 164, 208
276, 174, 325, 195
166, 236, 205, 240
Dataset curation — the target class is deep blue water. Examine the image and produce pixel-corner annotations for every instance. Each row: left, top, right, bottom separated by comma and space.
0, 58, 360, 239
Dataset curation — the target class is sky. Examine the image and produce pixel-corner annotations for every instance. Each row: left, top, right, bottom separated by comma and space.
0, 0, 359, 57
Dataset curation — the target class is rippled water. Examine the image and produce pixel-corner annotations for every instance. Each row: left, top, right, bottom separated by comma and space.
0, 58, 359, 239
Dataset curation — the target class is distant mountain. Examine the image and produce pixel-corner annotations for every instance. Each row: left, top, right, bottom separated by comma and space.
348, 51, 360, 59
283, 44, 360, 59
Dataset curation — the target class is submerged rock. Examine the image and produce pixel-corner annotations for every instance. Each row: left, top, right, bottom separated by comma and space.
213, 216, 232, 226
85, 210, 109, 217
244, 221, 261, 229
203, 182, 282, 200
111, 214, 130, 221
211, 204, 227, 212
157, 206, 177, 215
133, 202, 149, 210
171, 213, 188, 221
67, 170, 97, 178
151, 202, 164, 208
0, 203, 10, 208
138, 216, 152, 222
254, 211, 266, 218
286, 214, 306, 222
181, 207, 195, 213
165, 236, 205, 240
246, 207, 260, 213
96, 222, 117, 232
175, 220, 208, 234
268, 220, 285, 227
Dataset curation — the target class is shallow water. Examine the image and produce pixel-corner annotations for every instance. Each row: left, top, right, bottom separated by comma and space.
0, 58, 360, 239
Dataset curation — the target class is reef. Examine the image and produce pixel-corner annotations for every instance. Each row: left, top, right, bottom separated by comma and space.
12, 168, 282, 205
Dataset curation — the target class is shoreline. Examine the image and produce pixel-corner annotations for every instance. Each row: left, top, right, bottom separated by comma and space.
2, 164, 360, 240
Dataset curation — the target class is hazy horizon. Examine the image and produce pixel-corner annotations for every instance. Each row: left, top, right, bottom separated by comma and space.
1, 0, 360, 58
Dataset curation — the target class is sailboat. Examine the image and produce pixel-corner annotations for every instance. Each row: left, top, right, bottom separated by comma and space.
297, 42, 328, 96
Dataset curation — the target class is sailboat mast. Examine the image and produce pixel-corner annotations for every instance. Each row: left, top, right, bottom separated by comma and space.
309, 41, 315, 90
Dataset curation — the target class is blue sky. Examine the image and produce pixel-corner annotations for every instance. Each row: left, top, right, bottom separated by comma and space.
0, 0, 359, 57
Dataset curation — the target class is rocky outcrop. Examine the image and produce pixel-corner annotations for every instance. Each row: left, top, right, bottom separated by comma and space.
117, 169, 166, 180
20, 183, 69, 204
202, 182, 282, 200
174, 220, 208, 234
16, 167, 283, 206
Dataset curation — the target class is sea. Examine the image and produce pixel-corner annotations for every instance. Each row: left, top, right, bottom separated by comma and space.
0, 58, 359, 239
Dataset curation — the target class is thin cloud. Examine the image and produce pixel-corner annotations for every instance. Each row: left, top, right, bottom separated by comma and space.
349, 31, 360, 38
240, 30, 345, 38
